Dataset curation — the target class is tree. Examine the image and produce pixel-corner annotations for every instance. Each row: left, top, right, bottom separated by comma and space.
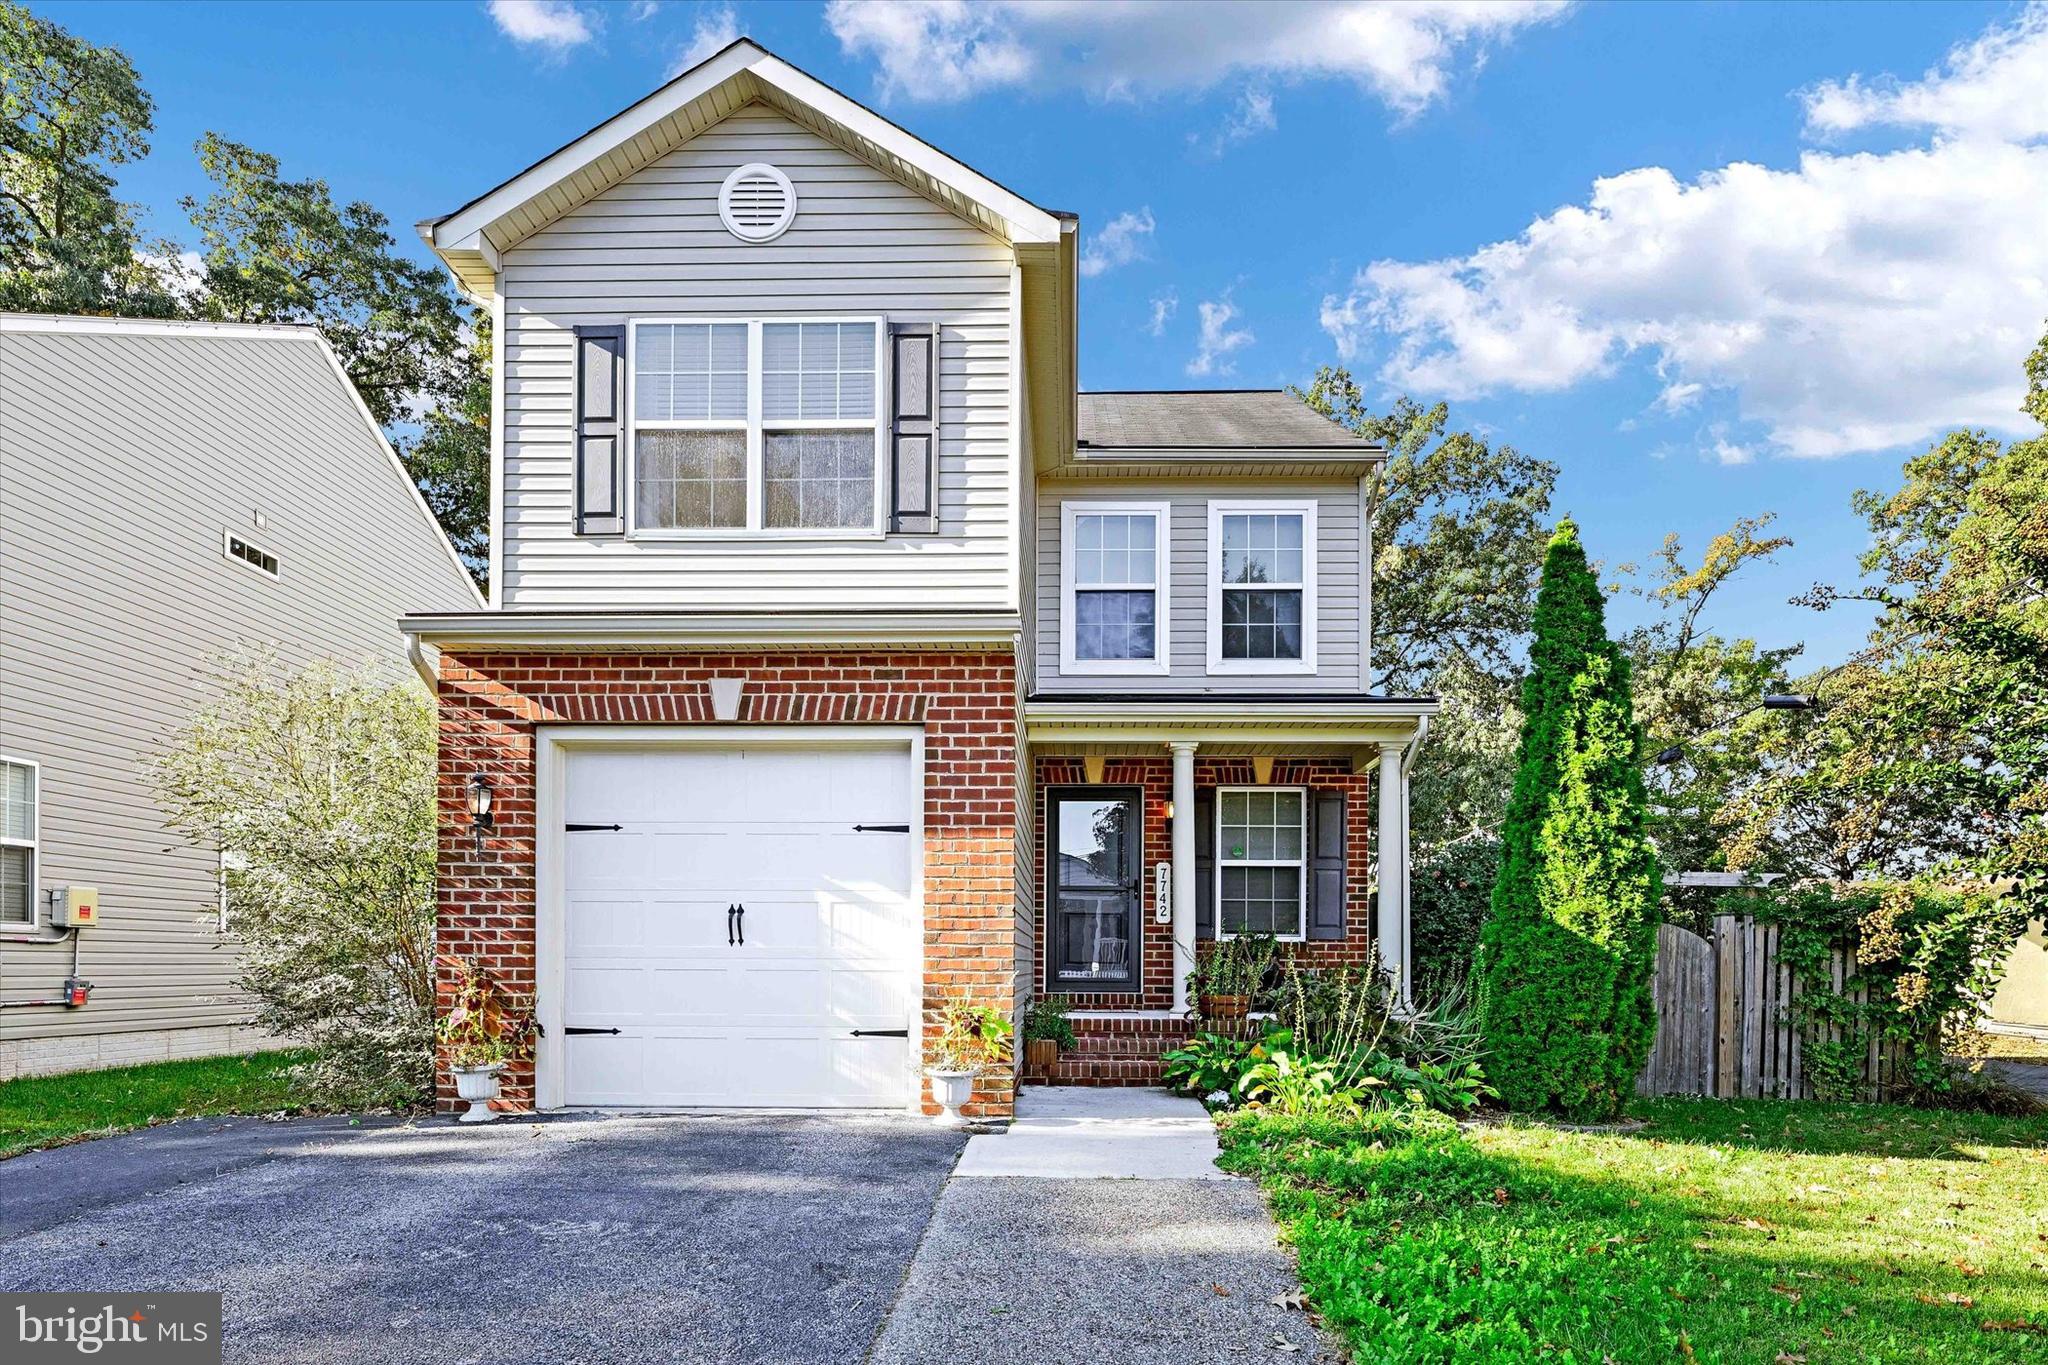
1295, 368, 1558, 851
401, 317, 491, 584
1478, 520, 1661, 1118
0, 1, 178, 314
152, 652, 438, 1106
183, 132, 467, 426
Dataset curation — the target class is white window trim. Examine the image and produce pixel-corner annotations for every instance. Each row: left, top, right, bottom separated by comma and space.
1059, 500, 1171, 676
1214, 784, 1309, 942
222, 529, 280, 579
1206, 498, 1318, 676
0, 755, 39, 929
217, 849, 248, 934
625, 315, 889, 541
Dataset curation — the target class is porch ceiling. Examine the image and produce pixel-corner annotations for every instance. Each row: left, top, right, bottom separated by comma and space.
1024, 694, 1436, 771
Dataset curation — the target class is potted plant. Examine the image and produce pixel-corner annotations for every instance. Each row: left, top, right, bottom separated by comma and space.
1189, 933, 1279, 1022
1022, 994, 1075, 1080
925, 1001, 1013, 1126
436, 956, 536, 1124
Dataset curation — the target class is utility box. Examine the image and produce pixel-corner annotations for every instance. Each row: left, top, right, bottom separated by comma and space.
48, 885, 99, 928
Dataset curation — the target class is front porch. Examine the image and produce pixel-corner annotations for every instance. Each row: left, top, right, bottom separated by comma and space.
1022, 693, 1436, 1084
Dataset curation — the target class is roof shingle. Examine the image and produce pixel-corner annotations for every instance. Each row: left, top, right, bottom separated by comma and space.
1076, 390, 1372, 451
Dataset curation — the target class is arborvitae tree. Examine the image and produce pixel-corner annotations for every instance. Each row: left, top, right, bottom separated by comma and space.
1478, 519, 1661, 1118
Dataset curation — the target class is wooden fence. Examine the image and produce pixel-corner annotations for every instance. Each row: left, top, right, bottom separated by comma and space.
1636, 914, 1909, 1100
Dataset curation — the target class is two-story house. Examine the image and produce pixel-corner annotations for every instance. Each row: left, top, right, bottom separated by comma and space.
404, 39, 1435, 1120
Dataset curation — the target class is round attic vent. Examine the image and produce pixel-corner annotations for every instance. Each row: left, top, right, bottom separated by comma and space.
718, 163, 797, 243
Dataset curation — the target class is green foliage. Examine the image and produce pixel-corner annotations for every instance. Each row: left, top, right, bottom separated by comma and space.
0, 1050, 316, 1159
1186, 930, 1278, 1002
400, 316, 491, 585
1236, 1045, 1369, 1118
1719, 881, 2032, 1101
925, 1002, 1013, 1073
150, 651, 437, 1107
1480, 520, 1661, 1119
435, 956, 538, 1071
1410, 833, 1499, 990
0, 1, 181, 315
1160, 1032, 1260, 1097
1021, 993, 1075, 1047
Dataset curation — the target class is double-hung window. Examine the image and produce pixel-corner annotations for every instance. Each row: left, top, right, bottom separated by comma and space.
1207, 500, 1317, 674
1060, 502, 1169, 675
0, 758, 37, 927
1216, 787, 1307, 939
629, 317, 884, 535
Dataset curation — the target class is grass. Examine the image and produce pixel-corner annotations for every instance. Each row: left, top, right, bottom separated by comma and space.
0, 1049, 316, 1159
1220, 1098, 2048, 1364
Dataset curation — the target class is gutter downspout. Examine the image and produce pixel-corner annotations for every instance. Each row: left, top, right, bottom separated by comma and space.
406, 634, 438, 692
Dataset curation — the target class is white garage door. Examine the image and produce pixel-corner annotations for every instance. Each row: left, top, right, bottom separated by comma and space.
560, 744, 916, 1108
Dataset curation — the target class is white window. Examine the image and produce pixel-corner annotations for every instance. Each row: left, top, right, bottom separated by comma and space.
223, 531, 280, 578
628, 317, 885, 537
1207, 500, 1317, 675
1060, 502, 1170, 675
1216, 787, 1307, 939
218, 850, 249, 933
0, 758, 37, 927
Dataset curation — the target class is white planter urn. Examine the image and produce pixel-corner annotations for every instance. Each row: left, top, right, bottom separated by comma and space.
452, 1063, 505, 1124
927, 1069, 977, 1127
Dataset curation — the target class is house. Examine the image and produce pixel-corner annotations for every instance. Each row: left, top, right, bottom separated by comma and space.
0, 314, 481, 1079
404, 39, 1435, 1119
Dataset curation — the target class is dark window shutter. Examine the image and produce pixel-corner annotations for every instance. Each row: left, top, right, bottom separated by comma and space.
574, 325, 626, 536
1307, 791, 1347, 940
1194, 790, 1215, 940
888, 323, 937, 534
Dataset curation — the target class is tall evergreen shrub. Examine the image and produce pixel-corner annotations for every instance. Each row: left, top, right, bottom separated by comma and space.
1478, 520, 1661, 1117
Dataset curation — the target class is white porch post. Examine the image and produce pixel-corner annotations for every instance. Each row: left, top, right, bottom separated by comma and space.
1376, 741, 1410, 1006
1169, 741, 1199, 1014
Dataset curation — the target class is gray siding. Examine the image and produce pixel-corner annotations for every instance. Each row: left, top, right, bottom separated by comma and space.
497, 103, 1018, 611
0, 324, 477, 1050
1034, 479, 1364, 693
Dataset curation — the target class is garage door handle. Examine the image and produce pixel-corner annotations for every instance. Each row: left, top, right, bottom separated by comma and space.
564, 1027, 620, 1036
727, 904, 736, 946
853, 824, 910, 833
851, 1029, 909, 1038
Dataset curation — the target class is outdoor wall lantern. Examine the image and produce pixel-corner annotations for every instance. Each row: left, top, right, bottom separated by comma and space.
467, 773, 494, 853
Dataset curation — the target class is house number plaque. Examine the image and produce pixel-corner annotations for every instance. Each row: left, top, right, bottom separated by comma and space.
1154, 862, 1172, 923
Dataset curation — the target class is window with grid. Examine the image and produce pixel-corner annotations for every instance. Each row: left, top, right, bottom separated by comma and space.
1065, 506, 1165, 668
0, 759, 35, 927
629, 318, 881, 533
1216, 787, 1306, 938
1218, 511, 1306, 661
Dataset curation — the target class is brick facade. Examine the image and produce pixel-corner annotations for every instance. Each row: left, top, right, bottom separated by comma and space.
1035, 756, 1376, 1010
434, 647, 1021, 1119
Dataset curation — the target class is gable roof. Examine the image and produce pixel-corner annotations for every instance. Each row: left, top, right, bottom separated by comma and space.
420, 38, 1067, 298
1077, 390, 1380, 458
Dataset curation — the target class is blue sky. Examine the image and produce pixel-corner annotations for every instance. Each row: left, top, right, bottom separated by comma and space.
39, 0, 2048, 665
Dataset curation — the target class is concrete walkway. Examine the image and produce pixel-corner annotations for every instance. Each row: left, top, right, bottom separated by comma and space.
869, 1087, 1337, 1364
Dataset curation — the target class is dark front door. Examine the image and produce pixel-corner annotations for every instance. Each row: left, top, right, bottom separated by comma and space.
1049, 787, 1142, 990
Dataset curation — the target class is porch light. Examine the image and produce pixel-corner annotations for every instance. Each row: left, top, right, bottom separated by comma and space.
1164, 799, 1175, 820
467, 773, 495, 853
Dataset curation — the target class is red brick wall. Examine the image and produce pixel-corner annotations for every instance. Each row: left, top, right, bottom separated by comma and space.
435, 648, 1019, 1118
1034, 756, 1375, 1008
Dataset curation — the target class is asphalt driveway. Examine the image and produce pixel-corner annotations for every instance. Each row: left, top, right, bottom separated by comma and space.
0, 1112, 965, 1364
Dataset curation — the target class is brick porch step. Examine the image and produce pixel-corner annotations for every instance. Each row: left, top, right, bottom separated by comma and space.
1024, 1013, 1218, 1087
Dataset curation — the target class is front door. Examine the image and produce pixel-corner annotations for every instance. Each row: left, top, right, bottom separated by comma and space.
1048, 787, 1142, 991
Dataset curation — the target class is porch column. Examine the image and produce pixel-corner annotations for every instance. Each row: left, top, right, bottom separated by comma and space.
1376, 741, 1411, 1006
1169, 741, 1199, 1014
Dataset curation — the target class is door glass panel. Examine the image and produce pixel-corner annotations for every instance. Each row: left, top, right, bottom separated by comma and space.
1051, 792, 1138, 986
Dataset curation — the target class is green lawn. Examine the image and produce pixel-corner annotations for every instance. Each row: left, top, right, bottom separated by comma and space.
1220, 1099, 2048, 1364
0, 1050, 315, 1159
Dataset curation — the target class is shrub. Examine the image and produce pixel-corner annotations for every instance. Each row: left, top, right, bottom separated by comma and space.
1161, 1032, 1260, 1097
1022, 994, 1076, 1048
152, 651, 436, 1108
1478, 520, 1661, 1120
1410, 833, 1500, 992
925, 1002, 1013, 1073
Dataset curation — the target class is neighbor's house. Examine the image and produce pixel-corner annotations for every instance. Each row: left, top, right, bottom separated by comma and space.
405, 39, 1434, 1119
0, 315, 480, 1079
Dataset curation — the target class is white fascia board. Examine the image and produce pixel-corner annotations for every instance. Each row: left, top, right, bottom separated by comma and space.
401, 611, 1024, 649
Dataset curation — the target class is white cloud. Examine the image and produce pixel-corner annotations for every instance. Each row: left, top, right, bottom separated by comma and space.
1803, 3, 2048, 142
1320, 9, 2048, 459
1188, 295, 1253, 377
1653, 381, 1703, 414
1191, 87, 1278, 157
489, 0, 593, 49
825, 0, 1569, 117
670, 4, 739, 75
1147, 291, 1179, 337
1079, 208, 1156, 278
629, 0, 661, 19
1709, 433, 1754, 467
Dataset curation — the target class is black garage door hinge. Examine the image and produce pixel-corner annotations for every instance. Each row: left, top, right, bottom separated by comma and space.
850, 1028, 910, 1038
564, 1027, 622, 1036
852, 824, 910, 833
565, 823, 623, 832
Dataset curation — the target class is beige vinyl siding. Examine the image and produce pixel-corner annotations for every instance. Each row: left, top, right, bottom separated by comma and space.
1034, 479, 1364, 693
0, 326, 476, 1051
497, 104, 1017, 610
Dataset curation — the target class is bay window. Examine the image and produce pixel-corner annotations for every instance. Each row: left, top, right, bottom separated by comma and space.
629, 317, 884, 535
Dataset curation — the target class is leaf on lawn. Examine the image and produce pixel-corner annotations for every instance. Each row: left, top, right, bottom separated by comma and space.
1955, 1260, 1985, 1278
1493, 1187, 1510, 1205
1770, 1283, 1803, 1303
1270, 1290, 1306, 1311
1272, 1332, 1302, 1353
1678, 1329, 1697, 1361
1981, 1321, 2043, 1334
1774, 1353, 1807, 1363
